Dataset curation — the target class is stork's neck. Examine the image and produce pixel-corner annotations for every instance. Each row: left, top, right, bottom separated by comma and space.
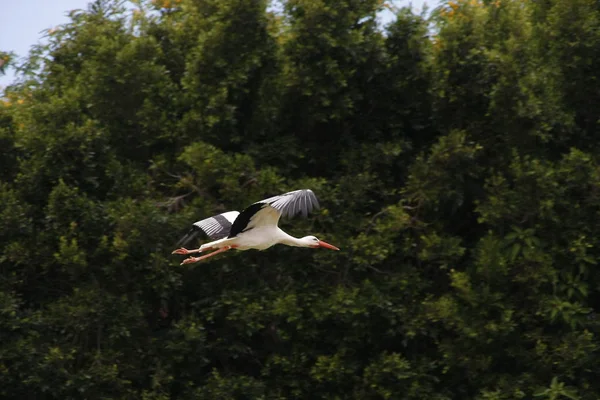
278, 231, 310, 248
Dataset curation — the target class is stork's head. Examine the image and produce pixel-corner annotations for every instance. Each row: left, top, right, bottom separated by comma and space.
301, 235, 340, 250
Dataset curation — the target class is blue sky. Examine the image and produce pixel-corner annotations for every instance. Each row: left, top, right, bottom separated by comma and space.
1, 0, 434, 89
1, 0, 92, 88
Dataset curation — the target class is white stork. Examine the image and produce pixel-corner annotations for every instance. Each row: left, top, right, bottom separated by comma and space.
172, 189, 339, 265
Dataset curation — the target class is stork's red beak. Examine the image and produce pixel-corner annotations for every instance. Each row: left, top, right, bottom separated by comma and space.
318, 240, 340, 251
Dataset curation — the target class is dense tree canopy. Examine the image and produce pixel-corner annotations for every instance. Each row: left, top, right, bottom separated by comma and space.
1, 0, 600, 398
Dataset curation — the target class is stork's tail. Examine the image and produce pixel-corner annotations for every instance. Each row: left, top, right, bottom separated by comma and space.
199, 237, 233, 251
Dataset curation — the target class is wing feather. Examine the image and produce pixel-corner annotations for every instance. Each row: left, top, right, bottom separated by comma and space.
196, 211, 240, 239
259, 189, 320, 220
177, 211, 240, 246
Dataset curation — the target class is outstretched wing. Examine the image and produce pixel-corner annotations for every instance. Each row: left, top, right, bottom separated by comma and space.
177, 211, 240, 246
260, 189, 320, 219
228, 189, 320, 238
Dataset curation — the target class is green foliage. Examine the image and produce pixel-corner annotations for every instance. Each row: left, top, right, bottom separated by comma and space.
1, 0, 600, 398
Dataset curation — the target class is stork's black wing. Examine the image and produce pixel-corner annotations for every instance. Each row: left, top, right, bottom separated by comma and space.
228, 189, 320, 238
261, 189, 320, 218
177, 211, 240, 246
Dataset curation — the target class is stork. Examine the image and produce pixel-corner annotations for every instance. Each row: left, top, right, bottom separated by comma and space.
172, 189, 339, 264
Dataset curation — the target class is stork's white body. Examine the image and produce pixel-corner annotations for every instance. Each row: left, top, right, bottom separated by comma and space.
200, 227, 297, 251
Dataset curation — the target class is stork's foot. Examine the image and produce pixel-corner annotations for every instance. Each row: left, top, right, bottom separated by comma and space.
179, 246, 232, 265
172, 247, 192, 255
181, 256, 200, 265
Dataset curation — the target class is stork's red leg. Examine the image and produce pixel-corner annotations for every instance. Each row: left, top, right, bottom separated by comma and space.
172, 246, 212, 255
180, 246, 232, 265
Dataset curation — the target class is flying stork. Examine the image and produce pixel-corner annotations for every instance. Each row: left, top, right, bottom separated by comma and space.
172, 189, 339, 265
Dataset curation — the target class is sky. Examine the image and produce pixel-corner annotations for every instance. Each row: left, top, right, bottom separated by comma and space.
0, 0, 434, 89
